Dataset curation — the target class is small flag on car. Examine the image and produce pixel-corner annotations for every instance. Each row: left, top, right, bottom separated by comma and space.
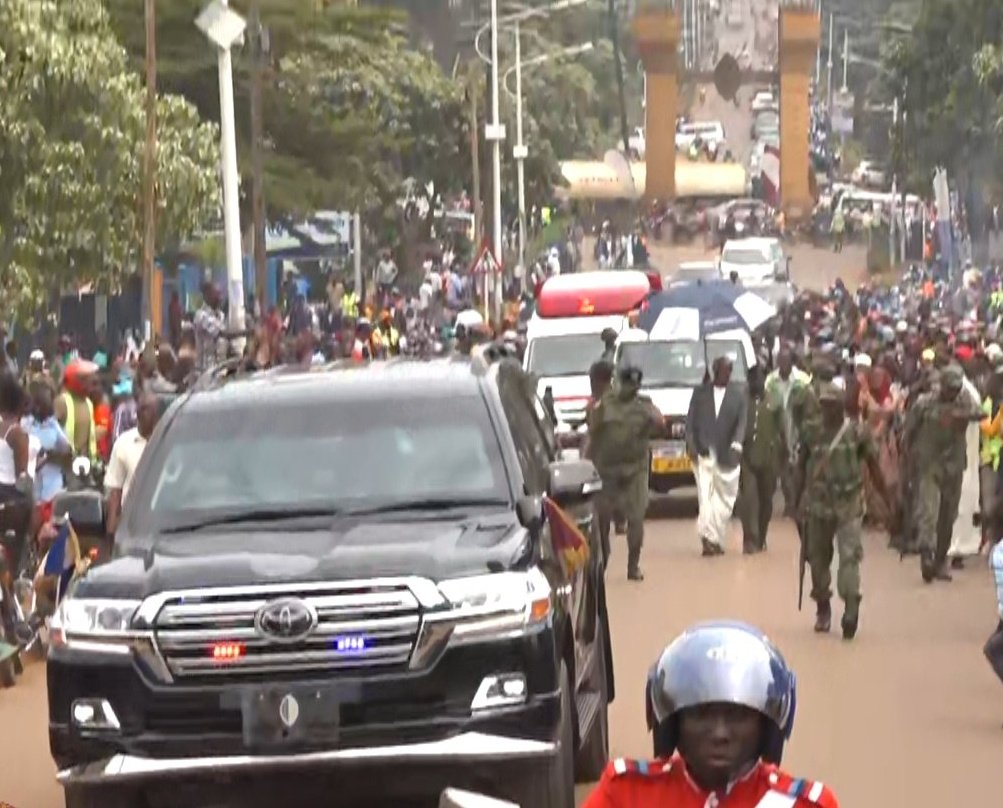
543, 496, 591, 574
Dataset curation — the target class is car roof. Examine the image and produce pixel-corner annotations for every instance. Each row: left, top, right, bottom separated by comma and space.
722, 237, 779, 249
180, 357, 494, 413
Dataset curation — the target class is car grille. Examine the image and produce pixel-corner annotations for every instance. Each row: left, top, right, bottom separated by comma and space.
153, 583, 421, 680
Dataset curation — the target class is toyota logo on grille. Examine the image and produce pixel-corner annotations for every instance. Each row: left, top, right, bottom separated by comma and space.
254, 598, 317, 642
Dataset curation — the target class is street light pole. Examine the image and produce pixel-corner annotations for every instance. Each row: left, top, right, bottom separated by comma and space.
218, 1, 245, 338
142, 0, 157, 343
488, 0, 504, 326
513, 22, 528, 294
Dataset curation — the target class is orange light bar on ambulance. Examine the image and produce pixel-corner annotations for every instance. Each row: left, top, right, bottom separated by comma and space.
536, 270, 652, 319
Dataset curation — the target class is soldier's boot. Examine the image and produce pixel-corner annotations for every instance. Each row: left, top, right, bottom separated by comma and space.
813, 600, 831, 633
841, 597, 861, 641
920, 549, 936, 583
933, 558, 953, 582
627, 548, 644, 582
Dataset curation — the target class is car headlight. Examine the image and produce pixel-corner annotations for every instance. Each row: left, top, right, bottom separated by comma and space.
51, 597, 143, 654
434, 567, 552, 644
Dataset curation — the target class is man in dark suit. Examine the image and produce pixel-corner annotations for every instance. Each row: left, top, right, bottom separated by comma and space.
686, 355, 749, 556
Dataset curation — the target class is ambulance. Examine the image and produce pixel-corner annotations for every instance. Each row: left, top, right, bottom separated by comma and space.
614, 327, 757, 492
524, 271, 653, 433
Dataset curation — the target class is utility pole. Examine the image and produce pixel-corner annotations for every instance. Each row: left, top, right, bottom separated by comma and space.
142, 0, 158, 343
468, 63, 483, 265
249, 0, 268, 318
841, 29, 849, 92
607, 0, 631, 156
826, 13, 834, 115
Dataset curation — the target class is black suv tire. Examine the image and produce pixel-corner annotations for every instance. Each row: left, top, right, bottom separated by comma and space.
515, 660, 575, 808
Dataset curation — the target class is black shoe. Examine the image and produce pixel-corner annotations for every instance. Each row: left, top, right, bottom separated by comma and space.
841, 614, 858, 641
627, 567, 644, 582
950, 556, 965, 570
702, 538, 724, 557
920, 550, 935, 583
814, 601, 832, 633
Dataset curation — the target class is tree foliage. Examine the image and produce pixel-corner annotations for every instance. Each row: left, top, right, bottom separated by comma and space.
106, 0, 468, 231
883, 0, 1003, 194
0, 0, 220, 322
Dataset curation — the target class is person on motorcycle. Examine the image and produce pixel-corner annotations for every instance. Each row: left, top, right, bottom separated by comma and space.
55, 358, 98, 462
583, 621, 839, 808
22, 385, 71, 528
0, 374, 33, 576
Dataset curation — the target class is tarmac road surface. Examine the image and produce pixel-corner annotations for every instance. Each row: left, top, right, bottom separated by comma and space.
1, 510, 998, 808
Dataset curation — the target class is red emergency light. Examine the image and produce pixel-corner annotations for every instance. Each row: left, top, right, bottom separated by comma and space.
210, 642, 246, 663
536, 271, 652, 319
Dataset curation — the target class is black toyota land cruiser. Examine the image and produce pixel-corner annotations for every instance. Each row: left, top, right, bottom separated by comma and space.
48, 354, 614, 808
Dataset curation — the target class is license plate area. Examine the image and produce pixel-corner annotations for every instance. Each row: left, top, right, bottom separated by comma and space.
240, 687, 343, 750
651, 443, 691, 474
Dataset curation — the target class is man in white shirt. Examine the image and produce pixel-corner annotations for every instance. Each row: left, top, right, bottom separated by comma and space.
105, 393, 159, 535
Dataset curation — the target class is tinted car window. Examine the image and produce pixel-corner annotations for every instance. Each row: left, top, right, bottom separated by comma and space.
526, 334, 603, 378
126, 394, 509, 534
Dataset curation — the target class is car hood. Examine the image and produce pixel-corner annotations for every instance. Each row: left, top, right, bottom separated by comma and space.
74, 512, 529, 600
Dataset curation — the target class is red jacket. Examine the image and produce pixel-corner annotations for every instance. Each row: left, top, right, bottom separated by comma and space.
582, 755, 838, 808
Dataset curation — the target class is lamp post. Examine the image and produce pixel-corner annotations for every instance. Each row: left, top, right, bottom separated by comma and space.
195, 0, 247, 338
474, 0, 588, 321
504, 41, 594, 294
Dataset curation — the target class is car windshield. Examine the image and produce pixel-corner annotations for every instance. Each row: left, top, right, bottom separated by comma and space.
527, 333, 604, 377
722, 248, 769, 265
125, 394, 510, 535
618, 340, 747, 387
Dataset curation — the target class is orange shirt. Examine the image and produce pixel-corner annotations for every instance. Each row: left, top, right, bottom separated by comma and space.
94, 401, 112, 461
582, 755, 838, 808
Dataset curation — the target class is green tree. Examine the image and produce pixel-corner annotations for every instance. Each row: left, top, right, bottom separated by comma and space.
0, 0, 220, 322
106, 0, 468, 235
883, 0, 1002, 193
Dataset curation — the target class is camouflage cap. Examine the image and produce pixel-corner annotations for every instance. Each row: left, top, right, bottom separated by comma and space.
817, 381, 845, 404
940, 363, 964, 389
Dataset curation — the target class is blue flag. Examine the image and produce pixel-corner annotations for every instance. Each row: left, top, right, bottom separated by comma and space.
43, 519, 81, 604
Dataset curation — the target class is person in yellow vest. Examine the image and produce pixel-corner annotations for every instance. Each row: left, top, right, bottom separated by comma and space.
341, 282, 360, 320
54, 358, 98, 461
979, 350, 1003, 548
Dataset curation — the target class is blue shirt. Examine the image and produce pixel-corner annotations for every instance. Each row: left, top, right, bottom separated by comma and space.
24, 416, 70, 502
992, 540, 1003, 621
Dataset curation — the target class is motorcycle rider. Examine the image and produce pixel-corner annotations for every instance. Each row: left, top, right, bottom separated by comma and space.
583, 620, 839, 808
55, 358, 98, 462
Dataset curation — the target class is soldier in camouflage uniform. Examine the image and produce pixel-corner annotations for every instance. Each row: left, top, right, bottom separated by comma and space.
801, 382, 888, 640
904, 363, 984, 583
588, 364, 664, 581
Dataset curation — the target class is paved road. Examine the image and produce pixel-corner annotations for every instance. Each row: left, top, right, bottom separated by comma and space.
3, 509, 999, 808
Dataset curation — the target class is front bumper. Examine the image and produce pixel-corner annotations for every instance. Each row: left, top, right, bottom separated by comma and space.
58, 730, 556, 786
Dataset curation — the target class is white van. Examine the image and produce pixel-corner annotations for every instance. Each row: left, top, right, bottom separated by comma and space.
524, 271, 652, 430
614, 328, 756, 493
676, 120, 726, 152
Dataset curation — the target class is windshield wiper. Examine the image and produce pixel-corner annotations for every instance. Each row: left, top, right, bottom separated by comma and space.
159, 507, 345, 534
345, 497, 509, 516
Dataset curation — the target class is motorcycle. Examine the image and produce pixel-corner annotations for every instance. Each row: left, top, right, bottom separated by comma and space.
10, 456, 109, 662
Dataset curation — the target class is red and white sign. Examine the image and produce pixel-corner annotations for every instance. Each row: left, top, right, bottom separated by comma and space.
469, 242, 503, 277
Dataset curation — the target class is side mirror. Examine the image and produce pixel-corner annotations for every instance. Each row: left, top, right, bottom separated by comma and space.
440, 789, 520, 808
516, 495, 544, 534
548, 459, 602, 502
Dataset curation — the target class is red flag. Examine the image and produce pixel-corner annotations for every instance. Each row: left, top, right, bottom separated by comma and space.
543, 496, 591, 573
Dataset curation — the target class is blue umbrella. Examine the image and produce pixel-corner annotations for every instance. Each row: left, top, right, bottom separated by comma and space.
636, 280, 775, 340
